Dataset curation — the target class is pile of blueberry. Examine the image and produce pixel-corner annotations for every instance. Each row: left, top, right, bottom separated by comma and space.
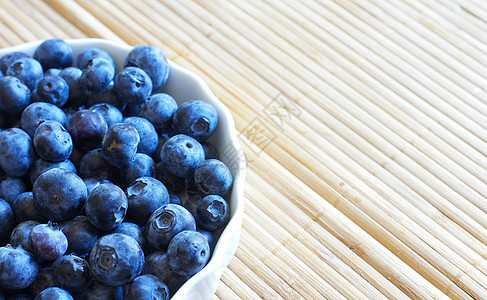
0, 39, 233, 300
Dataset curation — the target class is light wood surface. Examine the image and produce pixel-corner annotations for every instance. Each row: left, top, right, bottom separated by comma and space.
1, 0, 487, 298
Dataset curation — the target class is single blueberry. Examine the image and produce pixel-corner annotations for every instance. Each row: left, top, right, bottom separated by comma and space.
138, 93, 178, 132
195, 195, 230, 231
142, 251, 189, 296
29, 222, 68, 261
167, 230, 210, 276
80, 58, 115, 93
173, 100, 218, 142
88, 233, 145, 286
33, 168, 87, 222
10, 221, 39, 252
76, 48, 116, 71
145, 204, 196, 251
58, 67, 86, 108
89, 103, 123, 128
21, 102, 68, 137
0, 172, 27, 204
29, 158, 76, 185
0, 199, 14, 242
113, 67, 152, 106
0, 76, 30, 114
110, 222, 150, 254
0, 128, 35, 177
101, 123, 140, 168
155, 162, 187, 194
67, 109, 108, 151
79, 148, 119, 182
61, 215, 100, 257
0, 245, 39, 289
125, 176, 169, 225
30, 267, 56, 297
123, 117, 158, 155
125, 274, 169, 300
33, 39, 73, 70
6, 58, 43, 91
34, 120, 73, 162
52, 254, 91, 292
124, 45, 169, 92
34, 287, 73, 300
32, 76, 69, 108
192, 159, 233, 197
121, 153, 155, 186
85, 183, 127, 230
11, 192, 47, 223
160, 134, 205, 178
0, 52, 29, 74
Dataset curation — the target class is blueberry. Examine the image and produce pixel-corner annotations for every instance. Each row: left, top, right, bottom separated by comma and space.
197, 229, 217, 252
0, 173, 27, 204
85, 183, 127, 230
0, 128, 35, 177
113, 67, 152, 106
32, 76, 69, 108
111, 222, 150, 254
101, 123, 140, 168
155, 162, 187, 194
76, 48, 116, 71
83, 177, 112, 196
89, 233, 144, 286
123, 117, 158, 155
44, 68, 61, 76
11, 193, 47, 223
29, 158, 76, 185
21, 102, 68, 137
33, 168, 87, 222
142, 251, 188, 296
160, 134, 205, 178
52, 254, 91, 292
33, 39, 73, 70
169, 193, 182, 206
30, 222, 68, 261
122, 153, 155, 186
0, 76, 30, 114
0, 245, 39, 289
10, 221, 39, 252
67, 109, 108, 151
33, 120, 73, 162
89, 103, 122, 128
0, 199, 14, 242
30, 267, 56, 296
79, 148, 119, 182
125, 274, 169, 300
173, 100, 218, 142
146, 204, 196, 251
192, 159, 233, 197
124, 46, 169, 92
195, 195, 230, 231
138, 93, 178, 133
34, 287, 73, 300
126, 177, 169, 225
58, 67, 85, 108
167, 230, 210, 276
6, 58, 43, 91
61, 216, 99, 257
80, 58, 115, 93
0, 52, 29, 74
202, 141, 218, 159
76, 281, 123, 300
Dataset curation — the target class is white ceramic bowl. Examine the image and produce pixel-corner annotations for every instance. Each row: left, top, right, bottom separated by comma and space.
0, 39, 246, 299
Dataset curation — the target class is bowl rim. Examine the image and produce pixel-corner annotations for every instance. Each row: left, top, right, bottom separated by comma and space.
0, 38, 246, 299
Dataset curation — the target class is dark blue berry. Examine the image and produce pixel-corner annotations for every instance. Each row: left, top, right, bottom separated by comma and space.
138, 93, 178, 132
6, 58, 43, 91
101, 123, 140, 168
21, 102, 68, 137
167, 230, 210, 276
11, 193, 47, 223
146, 204, 196, 251
0, 245, 39, 289
89, 103, 122, 128
126, 177, 169, 225
113, 67, 152, 106
80, 58, 115, 93
0, 128, 35, 177
0, 76, 30, 114
76, 48, 116, 71
34, 287, 72, 300
155, 162, 187, 194
68, 110, 107, 151
61, 215, 99, 257
0, 52, 28, 74
10, 221, 39, 252
121, 153, 155, 186
29, 158, 76, 185
173, 100, 218, 142
29, 222, 68, 261
195, 195, 230, 231
123, 117, 158, 155
125, 274, 169, 300
33, 168, 87, 222
160, 134, 205, 178
124, 46, 169, 92
34, 120, 73, 162
88, 233, 144, 286
52, 254, 91, 292
32, 76, 69, 108
0, 199, 14, 242
85, 183, 127, 230
33, 39, 73, 70
79, 148, 119, 182
58, 67, 85, 108
142, 251, 188, 296
192, 159, 233, 197
0, 173, 27, 204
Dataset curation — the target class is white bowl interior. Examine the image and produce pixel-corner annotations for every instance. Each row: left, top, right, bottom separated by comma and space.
0, 39, 246, 300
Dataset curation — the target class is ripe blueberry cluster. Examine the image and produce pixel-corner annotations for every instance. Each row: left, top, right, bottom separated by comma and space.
0, 39, 233, 299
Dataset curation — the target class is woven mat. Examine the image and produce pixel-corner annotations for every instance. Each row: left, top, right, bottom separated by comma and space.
2, 0, 487, 299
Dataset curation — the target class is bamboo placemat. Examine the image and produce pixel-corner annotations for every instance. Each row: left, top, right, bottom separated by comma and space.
1, 0, 487, 299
